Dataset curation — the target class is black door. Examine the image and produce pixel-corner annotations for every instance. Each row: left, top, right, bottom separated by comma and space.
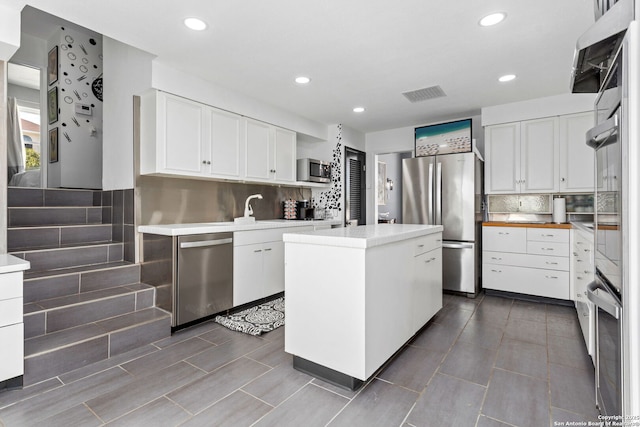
345, 147, 366, 226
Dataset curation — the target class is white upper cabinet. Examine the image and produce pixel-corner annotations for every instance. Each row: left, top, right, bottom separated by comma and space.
559, 112, 595, 192
520, 117, 559, 193
245, 118, 297, 184
141, 90, 296, 185
485, 123, 521, 194
485, 113, 594, 194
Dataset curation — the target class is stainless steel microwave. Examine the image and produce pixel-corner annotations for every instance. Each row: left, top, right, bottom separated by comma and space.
297, 158, 331, 183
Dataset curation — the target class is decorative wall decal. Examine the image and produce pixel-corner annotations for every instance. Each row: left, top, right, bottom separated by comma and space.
71, 117, 80, 127
79, 65, 88, 73
73, 90, 82, 101
92, 74, 103, 101
82, 92, 88, 98
77, 75, 87, 82
49, 128, 59, 163
63, 96, 73, 104
65, 35, 74, 43
60, 44, 68, 51
82, 58, 88, 64
313, 124, 343, 213
63, 132, 71, 143
65, 78, 72, 84
89, 38, 97, 45
48, 87, 58, 124
79, 44, 88, 55
47, 46, 58, 85
67, 52, 76, 60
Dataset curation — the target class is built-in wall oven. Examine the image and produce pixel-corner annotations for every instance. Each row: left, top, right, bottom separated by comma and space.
587, 22, 629, 415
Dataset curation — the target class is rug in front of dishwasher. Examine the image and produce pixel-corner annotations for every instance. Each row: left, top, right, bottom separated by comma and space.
214, 297, 284, 336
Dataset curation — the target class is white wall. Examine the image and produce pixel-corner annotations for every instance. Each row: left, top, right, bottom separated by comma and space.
0, 4, 20, 61
365, 114, 482, 224
482, 93, 596, 126
102, 37, 153, 190
151, 61, 328, 142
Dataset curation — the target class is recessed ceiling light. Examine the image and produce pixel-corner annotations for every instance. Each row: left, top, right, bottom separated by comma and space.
479, 12, 506, 27
184, 17, 207, 31
498, 74, 516, 82
295, 76, 311, 84
353, 107, 365, 113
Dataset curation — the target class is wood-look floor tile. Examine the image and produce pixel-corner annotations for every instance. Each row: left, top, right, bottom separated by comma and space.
185, 335, 268, 372
458, 320, 505, 350
0, 377, 63, 410
549, 363, 599, 418
105, 397, 191, 427
504, 318, 547, 346
167, 357, 271, 415
377, 345, 442, 392
242, 362, 312, 406
509, 300, 547, 323
406, 373, 486, 427
482, 369, 549, 427
37, 404, 101, 427
246, 341, 292, 368
439, 341, 497, 386
476, 414, 513, 427
551, 406, 601, 425
547, 313, 581, 338
547, 334, 593, 371
410, 322, 461, 356
254, 383, 348, 427
152, 321, 221, 349
179, 390, 272, 427
120, 337, 213, 377
328, 379, 418, 427
85, 362, 204, 423
495, 338, 548, 379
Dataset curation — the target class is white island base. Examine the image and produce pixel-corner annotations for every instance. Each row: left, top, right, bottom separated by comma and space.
283, 224, 443, 390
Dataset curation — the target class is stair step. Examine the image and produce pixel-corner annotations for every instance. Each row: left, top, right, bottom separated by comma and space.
11, 242, 124, 273
27, 262, 141, 301
8, 187, 102, 208
24, 283, 156, 338
23, 308, 171, 385
8, 206, 106, 227
8, 224, 113, 251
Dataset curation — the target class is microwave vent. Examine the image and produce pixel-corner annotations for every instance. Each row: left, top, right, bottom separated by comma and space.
402, 85, 446, 103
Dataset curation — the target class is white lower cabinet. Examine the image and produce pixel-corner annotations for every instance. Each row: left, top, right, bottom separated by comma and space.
233, 226, 313, 306
412, 247, 442, 332
482, 226, 570, 299
571, 227, 595, 359
0, 260, 29, 384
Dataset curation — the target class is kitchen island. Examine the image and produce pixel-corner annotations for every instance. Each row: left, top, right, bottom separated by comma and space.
283, 224, 443, 390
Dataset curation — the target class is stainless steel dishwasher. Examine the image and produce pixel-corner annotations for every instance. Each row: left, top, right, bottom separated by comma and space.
176, 232, 233, 326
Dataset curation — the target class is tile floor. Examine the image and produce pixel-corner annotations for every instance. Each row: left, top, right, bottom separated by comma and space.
0, 293, 601, 427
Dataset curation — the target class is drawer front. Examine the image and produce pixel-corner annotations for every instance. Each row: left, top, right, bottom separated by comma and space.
483, 264, 570, 300
0, 272, 23, 300
527, 241, 569, 257
234, 226, 315, 246
413, 233, 442, 256
483, 227, 526, 253
0, 298, 23, 327
0, 323, 24, 381
527, 228, 569, 243
484, 251, 569, 271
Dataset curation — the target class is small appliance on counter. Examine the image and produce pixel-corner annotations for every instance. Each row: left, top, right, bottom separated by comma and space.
283, 199, 297, 220
552, 197, 567, 223
296, 200, 315, 220
297, 158, 331, 183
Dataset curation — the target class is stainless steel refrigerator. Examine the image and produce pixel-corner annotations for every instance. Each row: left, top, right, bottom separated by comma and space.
402, 152, 483, 296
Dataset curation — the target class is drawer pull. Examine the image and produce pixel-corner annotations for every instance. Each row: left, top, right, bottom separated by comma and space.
584, 249, 591, 252
417, 244, 425, 248
545, 275, 559, 279
541, 248, 554, 251
424, 257, 437, 264
545, 261, 558, 265
491, 269, 502, 273
577, 241, 584, 245
498, 232, 510, 235
254, 249, 263, 253
264, 248, 272, 252
573, 252, 579, 256
436, 239, 442, 242
584, 270, 590, 274
544, 234, 555, 237
491, 257, 502, 261
577, 276, 584, 280
577, 259, 583, 263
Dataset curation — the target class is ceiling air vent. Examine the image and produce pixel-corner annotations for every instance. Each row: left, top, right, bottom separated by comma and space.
402, 85, 446, 103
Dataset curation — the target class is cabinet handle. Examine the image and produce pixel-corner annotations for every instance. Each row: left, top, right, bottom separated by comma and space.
254, 249, 263, 253
498, 232, 510, 235
577, 241, 584, 245
541, 248, 554, 251
561, 177, 566, 182
573, 252, 579, 256
417, 244, 425, 248
545, 275, 559, 279
544, 234, 555, 237
545, 261, 558, 265
491, 269, 502, 273
264, 248, 272, 252
207, 161, 211, 165
584, 270, 590, 274
577, 276, 584, 280
202, 160, 206, 164
491, 257, 502, 260
584, 249, 590, 252
577, 259, 583, 263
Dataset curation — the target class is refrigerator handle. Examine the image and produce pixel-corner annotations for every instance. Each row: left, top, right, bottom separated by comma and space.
435, 162, 442, 225
428, 162, 434, 224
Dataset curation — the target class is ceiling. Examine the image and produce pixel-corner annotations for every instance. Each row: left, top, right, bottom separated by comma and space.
9, 0, 596, 134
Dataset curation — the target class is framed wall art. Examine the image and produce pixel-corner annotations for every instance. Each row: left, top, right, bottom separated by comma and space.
415, 118, 472, 157
48, 45, 58, 86
49, 127, 59, 163
47, 87, 58, 124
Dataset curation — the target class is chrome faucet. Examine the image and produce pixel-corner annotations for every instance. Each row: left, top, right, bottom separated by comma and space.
244, 194, 263, 217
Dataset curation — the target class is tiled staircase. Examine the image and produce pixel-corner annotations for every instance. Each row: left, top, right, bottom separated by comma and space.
7, 188, 171, 385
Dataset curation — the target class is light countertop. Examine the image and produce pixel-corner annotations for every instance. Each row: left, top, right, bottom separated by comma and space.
483, 221, 572, 229
0, 254, 30, 274
138, 219, 342, 236
283, 224, 443, 249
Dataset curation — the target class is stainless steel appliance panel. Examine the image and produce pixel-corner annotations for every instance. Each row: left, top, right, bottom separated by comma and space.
402, 156, 436, 225
442, 241, 476, 294
438, 152, 477, 242
588, 274, 623, 416
177, 233, 233, 326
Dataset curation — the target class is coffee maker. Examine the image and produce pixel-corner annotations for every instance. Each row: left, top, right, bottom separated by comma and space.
296, 200, 315, 220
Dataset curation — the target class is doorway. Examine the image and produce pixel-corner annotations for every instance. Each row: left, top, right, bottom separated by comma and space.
345, 147, 366, 226
375, 151, 412, 224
